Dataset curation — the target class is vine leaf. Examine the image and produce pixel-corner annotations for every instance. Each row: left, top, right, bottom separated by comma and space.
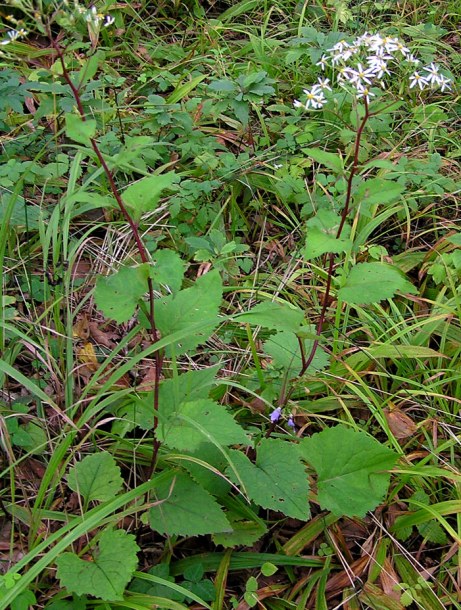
148, 471, 232, 536
56, 529, 139, 601
155, 270, 222, 356
94, 264, 149, 323
123, 173, 177, 222
158, 398, 250, 451
65, 114, 96, 145
236, 301, 304, 333
264, 328, 329, 377
338, 262, 417, 305
67, 452, 123, 503
304, 209, 352, 260
300, 425, 398, 517
227, 439, 310, 520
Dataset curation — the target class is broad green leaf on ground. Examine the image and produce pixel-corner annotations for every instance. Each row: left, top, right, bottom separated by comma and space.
338, 262, 417, 305
212, 512, 267, 548
227, 439, 310, 520
56, 529, 139, 601
300, 425, 397, 517
159, 366, 219, 411
183, 443, 232, 497
304, 210, 352, 260
264, 328, 329, 377
353, 178, 405, 214
0, 193, 45, 230
235, 301, 304, 333
94, 264, 149, 323
155, 270, 222, 356
65, 113, 96, 145
113, 394, 154, 434
67, 452, 123, 503
150, 249, 185, 295
157, 399, 250, 451
122, 173, 177, 222
149, 471, 231, 536
303, 147, 343, 173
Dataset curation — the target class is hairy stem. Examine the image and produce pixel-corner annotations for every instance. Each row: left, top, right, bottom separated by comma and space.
51, 37, 162, 473
298, 99, 370, 378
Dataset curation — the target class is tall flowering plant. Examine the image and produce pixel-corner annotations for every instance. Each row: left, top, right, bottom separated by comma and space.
294, 32, 451, 111
268, 33, 454, 426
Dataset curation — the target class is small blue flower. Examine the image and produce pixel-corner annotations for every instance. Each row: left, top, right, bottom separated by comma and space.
287, 417, 296, 429
270, 407, 282, 423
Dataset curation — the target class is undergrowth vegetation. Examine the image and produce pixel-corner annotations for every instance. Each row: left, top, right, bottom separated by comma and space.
1, 0, 460, 608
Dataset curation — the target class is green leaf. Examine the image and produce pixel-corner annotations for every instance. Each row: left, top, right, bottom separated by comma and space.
65, 114, 96, 145
227, 439, 310, 520
123, 173, 177, 222
150, 249, 185, 295
212, 514, 267, 548
67, 453, 123, 503
158, 398, 250, 451
149, 471, 231, 536
338, 262, 417, 305
155, 270, 222, 356
261, 562, 278, 577
236, 302, 304, 333
94, 264, 149, 323
56, 529, 139, 601
304, 210, 352, 260
11, 590, 36, 610
208, 79, 237, 93
300, 425, 397, 517
264, 329, 329, 377
354, 178, 404, 209
303, 147, 343, 173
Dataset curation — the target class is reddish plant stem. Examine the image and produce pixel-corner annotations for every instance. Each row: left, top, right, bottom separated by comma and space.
298, 99, 370, 378
51, 38, 162, 472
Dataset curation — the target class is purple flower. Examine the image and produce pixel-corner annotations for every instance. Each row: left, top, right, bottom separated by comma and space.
287, 417, 296, 429
270, 407, 282, 423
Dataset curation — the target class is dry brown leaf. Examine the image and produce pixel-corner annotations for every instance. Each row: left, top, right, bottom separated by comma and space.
89, 321, 117, 349
73, 316, 90, 340
379, 557, 402, 601
77, 342, 99, 372
326, 556, 369, 594
383, 406, 417, 439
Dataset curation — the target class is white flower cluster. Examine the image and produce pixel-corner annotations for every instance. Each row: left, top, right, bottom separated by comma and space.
294, 32, 452, 110
75, 4, 115, 28
0, 27, 27, 46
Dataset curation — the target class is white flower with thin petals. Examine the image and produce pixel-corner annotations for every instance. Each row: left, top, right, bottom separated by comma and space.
423, 63, 441, 86
409, 71, 429, 90
316, 54, 329, 70
406, 54, 420, 65
348, 63, 376, 85
367, 56, 390, 79
356, 83, 375, 102
316, 77, 332, 91
103, 15, 115, 26
437, 74, 452, 92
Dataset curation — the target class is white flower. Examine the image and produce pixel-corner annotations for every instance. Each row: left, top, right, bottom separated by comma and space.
296, 87, 327, 110
423, 63, 442, 86
409, 71, 429, 90
367, 56, 390, 79
406, 54, 420, 65
316, 54, 329, 71
437, 74, 452, 92
316, 77, 332, 91
355, 83, 375, 102
103, 15, 115, 26
348, 63, 376, 85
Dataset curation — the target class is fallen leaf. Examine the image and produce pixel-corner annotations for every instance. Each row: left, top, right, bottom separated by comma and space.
89, 321, 117, 349
77, 342, 99, 372
73, 316, 90, 340
384, 406, 417, 439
